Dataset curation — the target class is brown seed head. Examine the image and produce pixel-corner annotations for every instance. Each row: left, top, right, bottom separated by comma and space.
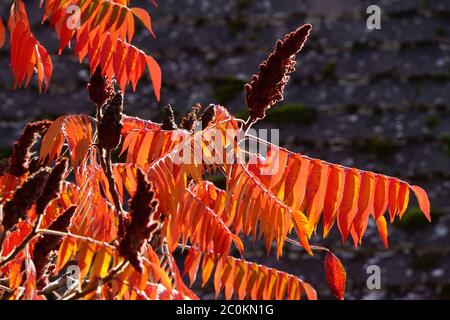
8, 120, 52, 177
2, 168, 51, 231
118, 168, 160, 272
180, 103, 201, 132
245, 24, 312, 121
36, 158, 69, 215
98, 91, 124, 151
87, 67, 114, 107
161, 104, 178, 131
33, 206, 77, 289
200, 104, 216, 129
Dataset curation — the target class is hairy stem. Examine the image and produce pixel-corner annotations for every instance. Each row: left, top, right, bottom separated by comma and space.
0, 215, 43, 268
38, 229, 116, 249
0, 284, 13, 293
63, 260, 129, 300
241, 117, 255, 136
99, 149, 125, 238
286, 237, 330, 253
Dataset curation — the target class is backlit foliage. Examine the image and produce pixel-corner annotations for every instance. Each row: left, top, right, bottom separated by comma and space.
0, 0, 161, 97
0, 2, 431, 300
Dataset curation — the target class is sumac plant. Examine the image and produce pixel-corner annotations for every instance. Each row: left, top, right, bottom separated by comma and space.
0, 1, 431, 300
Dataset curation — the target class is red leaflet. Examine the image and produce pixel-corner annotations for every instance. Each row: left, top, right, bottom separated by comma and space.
337, 168, 360, 241
131, 7, 155, 38
410, 185, 431, 222
184, 247, 202, 286
0, 17, 6, 48
324, 251, 347, 300
353, 171, 375, 243
376, 216, 388, 248
397, 181, 411, 218
373, 175, 389, 219
6, 0, 161, 98
305, 160, 329, 233
388, 178, 400, 222
9, 21, 53, 92
323, 165, 345, 237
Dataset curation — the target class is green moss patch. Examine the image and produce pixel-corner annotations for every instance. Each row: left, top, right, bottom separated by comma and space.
265, 103, 318, 125
393, 206, 440, 234
357, 137, 396, 159
213, 77, 245, 105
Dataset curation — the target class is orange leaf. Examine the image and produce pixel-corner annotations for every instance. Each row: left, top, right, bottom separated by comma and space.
324, 251, 346, 300
78, 242, 96, 282
375, 215, 388, 248
410, 185, 431, 222
91, 247, 112, 279
290, 210, 312, 255
55, 237, 76, 273
145, 55, 162, 101
353, 171, 375, 242
337, 169, 360, 241
397, 181, 410, 218
388, 178, 400, 222
0, 17, 6, 48
373, 175, 389, 219
201, 253, 215, 287
184, 247, 202, 286
304, 160, 328, 233
131, 7, 155, 37
322, 165, 344, 237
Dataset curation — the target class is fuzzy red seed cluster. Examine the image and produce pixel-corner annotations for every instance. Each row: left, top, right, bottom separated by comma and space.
8, 120, 51, 177
97, 91, 124, 152
245, 24, 312, 121
118, 168, 161, 272
87, 67, 115, 107
33, 205, 77, 289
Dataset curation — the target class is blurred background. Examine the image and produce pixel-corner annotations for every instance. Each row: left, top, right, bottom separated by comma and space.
1, 0, 450, 299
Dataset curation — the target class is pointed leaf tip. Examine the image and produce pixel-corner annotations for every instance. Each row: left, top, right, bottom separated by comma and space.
375, 216, 388, 249
410, 185, 431, 222
324, 251, 346, 300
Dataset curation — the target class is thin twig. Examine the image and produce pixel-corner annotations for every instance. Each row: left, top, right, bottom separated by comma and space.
99, 149, 125, 237
286, 237, 329, 253
38, 229, 116, 249
63, 260, 129, 300
38, 275, 68, 296
0, 215, 43, 268
0, 284, 13, 293
241, 117, 255, 136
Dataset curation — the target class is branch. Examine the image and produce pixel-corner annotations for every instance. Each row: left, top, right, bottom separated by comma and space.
286, 237, 329, 252
99, 149, 126, 238
38, 229, 116, 250
241, 117, 255, 136
0, 284, 13, 293
0, 215, 42, 268
0, 225, 116, 270
62, 260, 129, 300
38, 275, 69, 296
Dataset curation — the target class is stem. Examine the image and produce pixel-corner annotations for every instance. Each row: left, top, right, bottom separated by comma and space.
99, 149, 125, 237
286, 237, 330, 252
63, 260, 129, 300
241, 117, 255, 136
38, 229, 116, 249
0, 284, 12, 293
0, 215, 43, 268
38, 275, 68, 296
0, 232, 5, 254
